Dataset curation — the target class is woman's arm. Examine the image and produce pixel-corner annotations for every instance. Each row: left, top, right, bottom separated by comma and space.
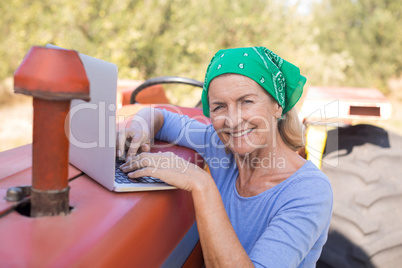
118, 107, 212, 161
122, 152, 254, 267
119, 109, 254, 266
193, 178, 254, 267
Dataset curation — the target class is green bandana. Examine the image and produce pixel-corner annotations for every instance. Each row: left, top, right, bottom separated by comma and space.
201, 46, 306, 117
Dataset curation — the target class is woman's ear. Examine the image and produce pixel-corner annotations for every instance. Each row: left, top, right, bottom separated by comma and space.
274, 103, 283, 119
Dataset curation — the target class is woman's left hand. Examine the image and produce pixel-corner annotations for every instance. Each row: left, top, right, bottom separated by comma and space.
119, 152, 211, 192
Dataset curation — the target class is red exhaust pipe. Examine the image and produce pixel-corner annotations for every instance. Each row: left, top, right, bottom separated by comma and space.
14, 46, 90, 217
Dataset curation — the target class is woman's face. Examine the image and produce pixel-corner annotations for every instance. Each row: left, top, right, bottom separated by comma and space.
208, 74, 282, 156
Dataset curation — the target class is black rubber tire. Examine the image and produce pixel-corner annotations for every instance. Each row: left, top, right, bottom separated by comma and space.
317, 124, 402, 268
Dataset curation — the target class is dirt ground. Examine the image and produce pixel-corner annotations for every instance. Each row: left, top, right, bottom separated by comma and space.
1, 78, 402, 153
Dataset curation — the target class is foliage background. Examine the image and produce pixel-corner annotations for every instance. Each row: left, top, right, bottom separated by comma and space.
0, 0, 401, 151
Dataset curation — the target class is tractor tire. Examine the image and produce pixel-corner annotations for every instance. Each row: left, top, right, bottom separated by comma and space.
317, 124, 402, 268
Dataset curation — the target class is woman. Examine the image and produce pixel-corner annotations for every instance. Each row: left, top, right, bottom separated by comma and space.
117, 46, 333, 267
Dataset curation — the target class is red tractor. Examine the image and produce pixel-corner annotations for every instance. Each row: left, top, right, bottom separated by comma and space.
1, 47, 401, 267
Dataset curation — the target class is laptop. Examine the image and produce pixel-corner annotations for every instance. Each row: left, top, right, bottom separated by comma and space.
46, 44, 175, 191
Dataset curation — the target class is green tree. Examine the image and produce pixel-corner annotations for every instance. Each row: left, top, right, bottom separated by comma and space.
312, 0, 402, 91
1, 0, 356, 104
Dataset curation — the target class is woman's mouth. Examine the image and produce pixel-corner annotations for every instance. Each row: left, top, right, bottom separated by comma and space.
229, 128, 254, 138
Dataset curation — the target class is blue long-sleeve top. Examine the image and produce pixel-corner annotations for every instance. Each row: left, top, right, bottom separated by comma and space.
155, 109, 333, 268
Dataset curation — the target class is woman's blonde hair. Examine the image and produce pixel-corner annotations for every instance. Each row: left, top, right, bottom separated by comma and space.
277, 107, 305, 151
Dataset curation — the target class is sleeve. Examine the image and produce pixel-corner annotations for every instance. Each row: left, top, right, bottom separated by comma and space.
250, 175, 333, 268
154, 108, 219, 158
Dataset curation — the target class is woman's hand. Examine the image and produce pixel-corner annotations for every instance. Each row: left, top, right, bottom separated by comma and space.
119, 152, 211, 192
116, 122, 151, 161
116, 107, 165, 161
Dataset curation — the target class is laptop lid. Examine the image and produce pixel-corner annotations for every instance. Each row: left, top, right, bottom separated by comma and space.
46, 44, 175, 192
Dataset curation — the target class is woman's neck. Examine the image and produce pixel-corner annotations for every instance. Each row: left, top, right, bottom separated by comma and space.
234, 137, 305, 197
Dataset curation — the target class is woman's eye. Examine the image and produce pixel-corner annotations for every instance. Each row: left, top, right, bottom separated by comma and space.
212, 105, 223, 112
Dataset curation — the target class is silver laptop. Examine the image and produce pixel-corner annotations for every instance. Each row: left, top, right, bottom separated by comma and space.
46, 44, 175, 191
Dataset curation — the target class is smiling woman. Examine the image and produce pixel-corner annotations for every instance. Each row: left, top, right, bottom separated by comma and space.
117, 46, 333, 267
208, 74, 305, 157
209, 74, 282, 157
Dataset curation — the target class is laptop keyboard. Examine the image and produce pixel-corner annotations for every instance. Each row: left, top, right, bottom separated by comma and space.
115, 159, 165, 184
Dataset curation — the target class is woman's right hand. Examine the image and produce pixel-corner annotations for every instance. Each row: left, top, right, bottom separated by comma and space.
116, 120, 152, 162
116, 107, 165, 162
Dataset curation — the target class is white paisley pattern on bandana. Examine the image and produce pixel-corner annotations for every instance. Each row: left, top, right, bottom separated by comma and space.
263, 48, 283, 68
252, 47, 286, 107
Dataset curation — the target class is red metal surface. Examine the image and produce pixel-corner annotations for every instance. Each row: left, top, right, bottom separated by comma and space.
0, 140, 197, 267
14, 46, 90, 101
136, 85, 170, 104
0, 171, 195, 267
0, 104, 208, 266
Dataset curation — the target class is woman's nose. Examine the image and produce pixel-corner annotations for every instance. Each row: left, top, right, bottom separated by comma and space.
225, 106, 242, 128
